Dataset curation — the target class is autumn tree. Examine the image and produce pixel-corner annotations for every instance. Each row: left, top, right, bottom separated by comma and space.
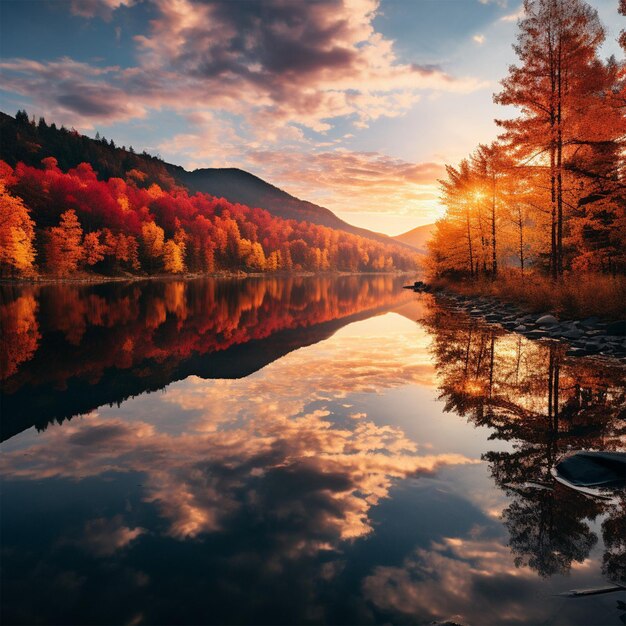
0, 181, 36, 275
163, 239, 185, 273
83, 231, 106, 266
495, 0, 608, 278
470, 143, 512, 277
45, 209, 83, 276
141, 221, 165, 271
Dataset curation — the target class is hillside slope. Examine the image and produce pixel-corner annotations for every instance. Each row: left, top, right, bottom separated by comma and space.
173, 167, 396, 245
393, 223, 435, 253
0, 111, 403, 248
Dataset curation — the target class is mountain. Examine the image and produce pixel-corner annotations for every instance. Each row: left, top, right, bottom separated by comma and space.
393, 223, 435, 254
0, 111, 403, 248
173, 167, 397, 246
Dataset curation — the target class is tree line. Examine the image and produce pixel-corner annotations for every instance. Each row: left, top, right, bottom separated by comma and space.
428, 0, 626, 280
0, 158, 418, 277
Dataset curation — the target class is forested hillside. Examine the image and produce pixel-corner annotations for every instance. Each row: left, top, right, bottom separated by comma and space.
0, 112, 398, 246
0, 117, 418, 277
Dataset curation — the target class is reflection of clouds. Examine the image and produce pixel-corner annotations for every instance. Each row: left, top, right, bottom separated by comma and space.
1, 315, 475, 553
0, 411, 477, 544
363, 533, 545, 625
78, 515, 145, 557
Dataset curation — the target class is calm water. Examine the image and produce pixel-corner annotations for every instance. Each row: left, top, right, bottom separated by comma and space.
1, 276, 624, 626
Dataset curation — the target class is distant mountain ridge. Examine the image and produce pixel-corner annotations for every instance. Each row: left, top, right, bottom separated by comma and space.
0, 111, 409, 248
393, 223, 435, 254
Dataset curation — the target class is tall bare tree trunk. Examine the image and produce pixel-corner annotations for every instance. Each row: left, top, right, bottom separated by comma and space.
491, 173, 497, 277
556, 29, 564, 277
466, 209, 474, 278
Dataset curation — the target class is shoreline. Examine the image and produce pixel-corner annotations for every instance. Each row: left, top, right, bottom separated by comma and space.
413, 282, 626, 365
0, 270, 418, 286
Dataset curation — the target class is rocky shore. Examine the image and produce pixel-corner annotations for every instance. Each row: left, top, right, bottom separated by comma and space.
406, 282, 626, 364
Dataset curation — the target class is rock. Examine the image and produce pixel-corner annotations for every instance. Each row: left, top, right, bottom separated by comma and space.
605, 320, 626, 336
536, 314, 559, 326
555, 451, 626, 490
514, 325, 527, 332
562, 329, 584, 340
526, 329, 549, 339
567, 347, 589, 357
580, 316, 601, 328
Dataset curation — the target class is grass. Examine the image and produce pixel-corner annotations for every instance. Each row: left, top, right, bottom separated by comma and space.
435, 271, 626, 320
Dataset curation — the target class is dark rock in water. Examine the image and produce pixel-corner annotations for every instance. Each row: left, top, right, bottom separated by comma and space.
526, 329, 549, 339
580, 316, 601, 328
562, 329, 584, 340
606, 320, 626, 336
585, 329, 605, 337
403, 280, 430, 291
555, 451, 626, 491
514, 325, 527, 332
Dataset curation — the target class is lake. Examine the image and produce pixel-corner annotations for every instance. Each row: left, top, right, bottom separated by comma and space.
1, 276, 624, 625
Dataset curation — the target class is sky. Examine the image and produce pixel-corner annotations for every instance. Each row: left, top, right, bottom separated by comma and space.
0, 0, 623, 235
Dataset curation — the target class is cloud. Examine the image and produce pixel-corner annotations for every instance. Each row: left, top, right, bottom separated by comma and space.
242, 148, 444, 218
69, 0, 135, 20
500, 6, 525, 22
0, 58, 147, 128
1, 0, 487, 134
155, 112, 446, 221
473, 34, 486, 45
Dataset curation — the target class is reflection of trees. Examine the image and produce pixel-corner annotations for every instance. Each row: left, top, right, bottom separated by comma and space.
602, 494, 626, 586
423, 301, 626, 579
0, 276, 409, 439
0, 288, 40, 379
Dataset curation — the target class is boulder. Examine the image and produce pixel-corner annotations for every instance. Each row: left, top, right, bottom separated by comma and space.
555, 451, 626, 490
536, 314, 559, 326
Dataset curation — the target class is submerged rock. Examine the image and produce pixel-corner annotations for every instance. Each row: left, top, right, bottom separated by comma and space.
555, 451, 626, 492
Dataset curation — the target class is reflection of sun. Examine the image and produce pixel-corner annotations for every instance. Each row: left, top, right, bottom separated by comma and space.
463, 381, 484, 395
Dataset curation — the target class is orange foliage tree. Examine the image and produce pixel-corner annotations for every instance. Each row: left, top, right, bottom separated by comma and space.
45, 209, 84, 276
0, 178, 36, 276
429, 0, 626, 281
1, 157, 418, 277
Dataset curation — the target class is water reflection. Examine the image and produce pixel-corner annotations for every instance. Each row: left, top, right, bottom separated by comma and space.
1, 276, 409, 440
1, 280, 625, 625
421, 299, 626, 584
